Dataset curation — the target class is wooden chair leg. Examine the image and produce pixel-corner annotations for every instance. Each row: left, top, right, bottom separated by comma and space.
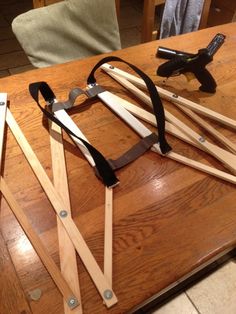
199, 0, 212, 29
33, 0, 45, 8
141, 0, 156, 43
115, 0, 120, 18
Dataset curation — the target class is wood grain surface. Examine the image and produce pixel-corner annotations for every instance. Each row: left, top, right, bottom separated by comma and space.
0, 23, 235, 314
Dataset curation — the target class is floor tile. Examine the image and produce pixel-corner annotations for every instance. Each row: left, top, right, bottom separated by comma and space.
0, 27, 15, 40
0, 69, 9, 77
0, 38, 21, 54
0, 51, 30, 70
152, 292, 198, 314
9, 64, 35, 75
186, 260, 236, 314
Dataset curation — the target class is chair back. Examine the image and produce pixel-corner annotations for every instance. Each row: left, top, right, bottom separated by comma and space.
12, 0, 121, 68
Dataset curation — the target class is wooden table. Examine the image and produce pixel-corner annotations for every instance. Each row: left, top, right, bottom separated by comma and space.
0, 23, 235, 314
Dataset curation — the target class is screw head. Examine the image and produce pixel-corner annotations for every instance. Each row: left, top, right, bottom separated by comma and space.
59, 210, 68, 218
198, 136, 205, 143
172, 94, 178, 98
109, 65, 115, 69
0, 101, 5, 106
103, 289, 113, 300
67, 297, 79, 309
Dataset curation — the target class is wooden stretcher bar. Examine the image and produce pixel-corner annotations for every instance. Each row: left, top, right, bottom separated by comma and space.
100, 70, 236, 174
94, 90, 236, 185
0, 93, 7, 169
0, 95, 79, 309
53, 108, 114, 287
103, 68, 236, 155
5, 108, 117, 308
49, 121, 83, 314
101, 63, 236, 130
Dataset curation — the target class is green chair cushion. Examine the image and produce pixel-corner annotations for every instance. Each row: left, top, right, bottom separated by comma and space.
12, 0, 121, 67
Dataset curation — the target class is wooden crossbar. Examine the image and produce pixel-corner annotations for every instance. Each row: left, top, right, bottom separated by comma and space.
95, 90, 236, 185
100, 68, 236, 174
101, 63, 236, 130
49, 121, 83, 313
5, 108, 117, 308
0, 95, 79, 309
53, 108, 114, 286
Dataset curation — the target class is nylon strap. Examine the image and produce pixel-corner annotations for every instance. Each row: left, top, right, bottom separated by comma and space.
29, 81, 119, 188
87, 56, 172, 155
108, 133, 158, 170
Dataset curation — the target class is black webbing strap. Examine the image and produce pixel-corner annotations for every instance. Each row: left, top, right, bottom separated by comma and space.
108, 132, 158, 170
28, 81, 119, 188
87, 56, 172, 155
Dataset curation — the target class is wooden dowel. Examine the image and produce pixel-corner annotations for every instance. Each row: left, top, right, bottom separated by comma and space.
49, 121, 83, 314
5, 108, 117, 308
100, 71, 236, 174
0, 177, 79, 309
101, 64, 236, 130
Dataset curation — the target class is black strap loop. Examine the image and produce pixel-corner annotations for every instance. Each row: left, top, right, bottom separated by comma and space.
87, 56, 172, 154
29, 81, 119, 188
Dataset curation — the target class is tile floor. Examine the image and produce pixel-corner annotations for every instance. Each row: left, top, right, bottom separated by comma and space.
0, 1, 236, 313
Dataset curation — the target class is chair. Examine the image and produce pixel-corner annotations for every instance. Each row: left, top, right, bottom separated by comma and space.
32, 0, 121, 17
12, 0, 121, 68
141, 0, 212, 42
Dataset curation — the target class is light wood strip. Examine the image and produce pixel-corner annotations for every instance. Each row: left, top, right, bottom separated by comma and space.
0, 177, 78, 309
104, 187, 113, 286
101, 64, 236, 130
174, 103, 236, 154
49, 121, 83, 314
54, 109, 113, 287
112, 69, 236, 154
54, 109, 95, 166
0, 93, 7, 170
5, 108, 117, 308
100, 71, 236, 174
97, 91, 236, 184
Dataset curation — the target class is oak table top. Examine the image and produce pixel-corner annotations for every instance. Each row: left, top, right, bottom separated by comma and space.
0, 23, 235, 314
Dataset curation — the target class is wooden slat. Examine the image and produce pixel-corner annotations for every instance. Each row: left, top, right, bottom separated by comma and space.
0, 93, 7, 170
5, 108, 117, 308
97, 91, 236, 184
101, 64, 236, 130
49, 121, 83, 314
100, 69, 236, 174
104, 187, 113, 286
54, 109, 114, 287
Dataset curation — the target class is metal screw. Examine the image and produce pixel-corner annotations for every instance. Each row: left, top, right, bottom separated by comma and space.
109, 65, 115, 69
67, 297, 79, 308
59, 210, 68, 218
103, 289, 113, 300
172, 94, 178, 98
0, 101, 5, 106
199, 136, 205, 143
